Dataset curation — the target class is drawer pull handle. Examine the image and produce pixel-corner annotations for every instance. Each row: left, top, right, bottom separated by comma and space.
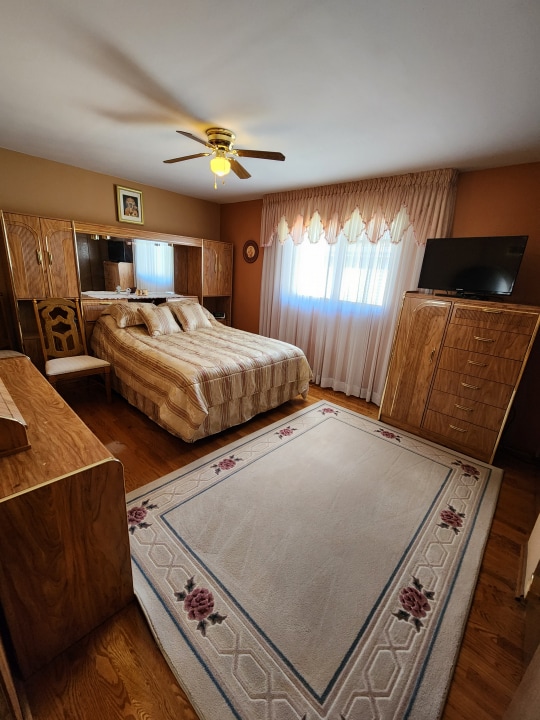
449, 424, 468, 433
467, 360, 487, 367
482, 309, 503, 314
461, 382, 480, 389
455, 403, 473, 412
473, 336, 495, 343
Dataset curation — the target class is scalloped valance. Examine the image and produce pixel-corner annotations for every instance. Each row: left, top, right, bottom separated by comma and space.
261, 168, 458, 247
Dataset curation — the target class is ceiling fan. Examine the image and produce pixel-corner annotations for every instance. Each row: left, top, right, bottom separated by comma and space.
163, 127, 285, 182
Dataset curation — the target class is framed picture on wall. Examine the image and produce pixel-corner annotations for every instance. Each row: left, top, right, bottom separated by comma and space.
116, 185, 144, 224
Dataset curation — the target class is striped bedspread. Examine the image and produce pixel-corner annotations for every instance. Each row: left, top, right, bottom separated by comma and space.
91, 315, 312, 441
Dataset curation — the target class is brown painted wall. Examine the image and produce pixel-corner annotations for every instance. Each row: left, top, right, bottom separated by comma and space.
0, 147, 220, 239
452, 162, 540, 306
221, 199, 263, 333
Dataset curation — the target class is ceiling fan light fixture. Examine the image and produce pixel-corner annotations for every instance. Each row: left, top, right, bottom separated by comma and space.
210, 154, 231, 177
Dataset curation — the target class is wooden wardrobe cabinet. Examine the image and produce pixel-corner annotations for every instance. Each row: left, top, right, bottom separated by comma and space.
173, 239, 233, 324
203, 239, 232, 297
379, 292, 540, 463
202, 239, 233, 324
1, 212, 80, 365
1, 212, 79, 299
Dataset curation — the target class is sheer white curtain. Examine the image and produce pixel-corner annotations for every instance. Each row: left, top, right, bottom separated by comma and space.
133, 239, 174, 293
260, 169, 458, 404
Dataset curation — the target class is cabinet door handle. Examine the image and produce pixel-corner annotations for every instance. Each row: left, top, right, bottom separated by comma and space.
473, 336, 495, 342
36, 250, 43, 265
455, 403, 473, 412
449, 424, 468, 433
467, 359, 488, 367
461, 382, 480, 390
429, 348, 436, 363
44, 236, 53, 264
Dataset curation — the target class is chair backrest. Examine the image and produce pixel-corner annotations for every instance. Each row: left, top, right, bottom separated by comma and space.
33, 298, 89, 360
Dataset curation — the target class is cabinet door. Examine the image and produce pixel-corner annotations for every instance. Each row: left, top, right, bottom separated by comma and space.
379, 296, 451, 429
203, 240, 232, 296
40, 218, 79, 297
2, 213, 48, 298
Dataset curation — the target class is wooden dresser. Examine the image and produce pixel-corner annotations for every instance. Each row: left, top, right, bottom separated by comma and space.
379, 292, 540, 462
0, 356, 133, 715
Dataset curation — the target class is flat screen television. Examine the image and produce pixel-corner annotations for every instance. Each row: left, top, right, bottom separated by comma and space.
417, 235, 528, 298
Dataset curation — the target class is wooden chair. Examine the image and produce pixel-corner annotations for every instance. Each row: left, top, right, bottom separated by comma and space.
33, 298, 111, 402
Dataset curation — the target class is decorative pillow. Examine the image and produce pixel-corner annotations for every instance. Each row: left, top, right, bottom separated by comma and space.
167, 300, 213, 331
108, 302, 147, 328
137, 304, 181, 337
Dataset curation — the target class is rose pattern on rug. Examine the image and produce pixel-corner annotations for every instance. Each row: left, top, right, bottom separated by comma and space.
438, 505, 465, 534
375, 427, 401, 442
127, 498, 157, 534
452, 459, 480, 479
276, 425, 297, 439
211, 454, 243, 475
174, 576, 227, 637
393, 576, 435, 632
319, 406, 339, 416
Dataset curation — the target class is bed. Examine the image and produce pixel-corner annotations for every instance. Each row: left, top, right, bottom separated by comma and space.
90, 299, 312, 442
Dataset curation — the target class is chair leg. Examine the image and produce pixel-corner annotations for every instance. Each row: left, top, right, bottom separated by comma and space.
104, 372, 112, 403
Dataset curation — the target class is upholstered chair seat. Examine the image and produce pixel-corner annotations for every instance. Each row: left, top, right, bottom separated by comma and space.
33, 298, 112, 402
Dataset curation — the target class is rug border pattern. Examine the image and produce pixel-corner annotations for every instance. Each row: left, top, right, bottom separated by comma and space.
127, 401, 502, 720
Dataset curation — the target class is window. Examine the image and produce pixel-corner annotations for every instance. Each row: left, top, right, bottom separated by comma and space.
133, 239, 174, 293
284, 230, 395, 308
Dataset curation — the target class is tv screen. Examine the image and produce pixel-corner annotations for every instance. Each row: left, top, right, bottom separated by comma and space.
417, 235, 528, 297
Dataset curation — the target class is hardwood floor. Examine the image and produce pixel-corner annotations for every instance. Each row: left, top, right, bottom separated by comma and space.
19, 380, 539, 719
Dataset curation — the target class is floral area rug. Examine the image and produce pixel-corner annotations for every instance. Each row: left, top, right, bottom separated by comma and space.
126, 400, 502, 720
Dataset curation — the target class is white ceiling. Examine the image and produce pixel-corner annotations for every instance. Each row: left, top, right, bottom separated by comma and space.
1, 0, 539, 204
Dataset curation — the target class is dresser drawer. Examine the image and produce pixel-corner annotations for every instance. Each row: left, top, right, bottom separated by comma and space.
439, 347, 522, 385
451, 304, 539, 334
427, 388, 505, 431
444, 323, 530, 360
433, 369, 513, 409
423, 409, 498, 458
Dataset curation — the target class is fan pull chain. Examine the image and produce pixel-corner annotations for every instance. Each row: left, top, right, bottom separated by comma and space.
213, 173, 227, 190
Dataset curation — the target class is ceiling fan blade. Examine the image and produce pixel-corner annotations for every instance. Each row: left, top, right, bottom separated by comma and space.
176, 130, 212, 148
163, 152, 210, 164
236, 149, 285, 161
229, 158, 251, 179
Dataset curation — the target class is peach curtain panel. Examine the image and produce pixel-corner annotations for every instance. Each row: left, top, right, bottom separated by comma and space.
259, 169, 458, 403
260, 168, 458, 246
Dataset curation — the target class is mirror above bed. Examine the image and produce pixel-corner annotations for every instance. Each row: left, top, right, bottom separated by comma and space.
75, 222, 202, 293
76, 234, 132, 292
74, 222, 232, 326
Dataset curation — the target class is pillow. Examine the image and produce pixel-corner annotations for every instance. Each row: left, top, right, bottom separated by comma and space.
137, 304, 181, 337
108, 302, 147, 328
167, 300, 213, 331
